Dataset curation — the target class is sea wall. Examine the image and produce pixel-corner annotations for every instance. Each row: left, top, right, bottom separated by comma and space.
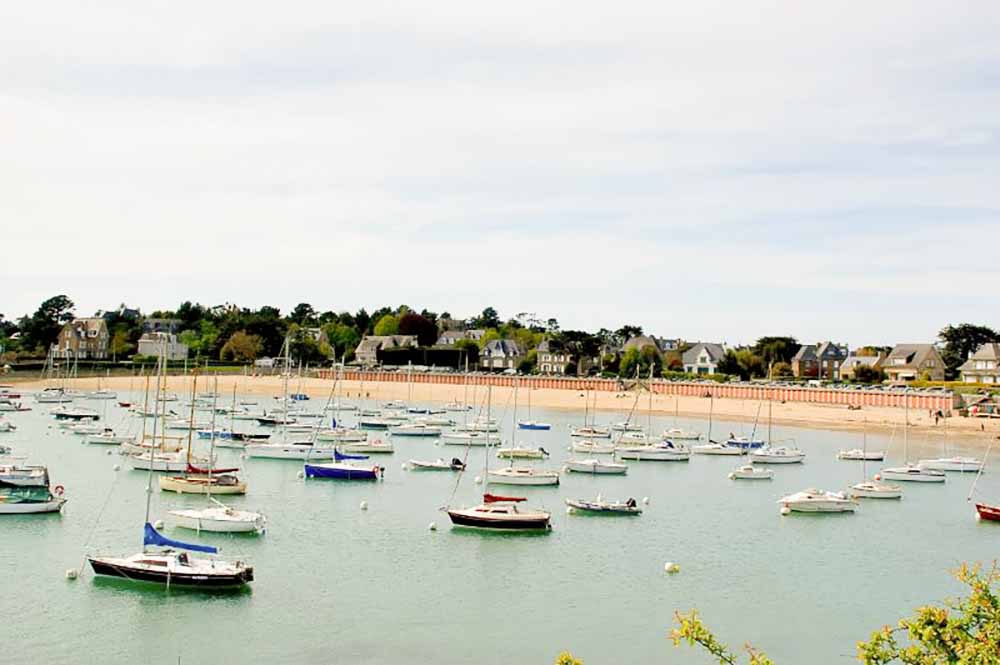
319, 371, 959, 412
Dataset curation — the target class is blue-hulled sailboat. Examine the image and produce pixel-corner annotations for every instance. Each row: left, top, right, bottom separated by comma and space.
304, 450, 382, 480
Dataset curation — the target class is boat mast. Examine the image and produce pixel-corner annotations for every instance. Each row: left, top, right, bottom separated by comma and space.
281, 335, 290, 445
967, 439, 993, 502
143, 339, 166, 544
484, 383, 492, 494
183, 371, 199, 474
903, 391, 909, 464
208, 376, 219, 494
512, 376, 518, 449
647, 367, 653, 440
707, 389, 714, 443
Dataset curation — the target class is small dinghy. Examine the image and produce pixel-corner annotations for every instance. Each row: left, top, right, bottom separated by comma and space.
408, 457, 466, 471
728, 464, 774, 480
564, 458, 628, 475
497, 446, 549, 460
341, 438, 394, 454
565, 495, 641, 515
517, 420, 551, 431
848, 480, 902, 499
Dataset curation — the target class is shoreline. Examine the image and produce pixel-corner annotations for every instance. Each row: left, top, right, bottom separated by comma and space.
12, 375, 1000, 443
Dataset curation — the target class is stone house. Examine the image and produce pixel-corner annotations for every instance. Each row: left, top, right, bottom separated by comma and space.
480, 339, 523, 371
536, 339, 574, 375
792, 342, 848, 380
435, 329, 486, 346
883, 344, 946, 382
838, 352, 886, 381
959, 343, 1000, 384
354, 335, 418, 366
55, 318, 110, 360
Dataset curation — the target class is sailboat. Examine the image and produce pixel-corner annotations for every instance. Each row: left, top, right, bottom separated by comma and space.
748, 402, 805, 464
446, 385, 552, 531
917, 417, 982, 472
565, 494, 641, 515
488, 379, 560, 486
880, 393, 946, 483
848, 418, 902, 499
692, 391, 743, 455
304, 450, 382, 480
967, 441, 999, 522
662, 394, 701, 440
497, 378, 550, 459
159, 376, 247, 495
570, 388, 610, 438
87, 340, 254, 588
517, 386, 551, 430
615, 369, 690, 461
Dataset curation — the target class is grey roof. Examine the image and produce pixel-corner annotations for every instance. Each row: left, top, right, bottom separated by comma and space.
793, 345, 816, 362
816, 342, 847, 360
623, 335, 661, 353
840, 355, 881, 371
482, 339, 521, 358
886, 344, 939, 369
682, 342, 726, 365
959, 343, 1000, 371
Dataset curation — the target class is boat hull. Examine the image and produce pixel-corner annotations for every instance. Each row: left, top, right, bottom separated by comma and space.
486, 470, 560, 486
880, 468, 946, 483
0, 498, 66, 514
565, 499, 641, 514
168, 509, 263, 533
975, 503, 1000, 522
87, 557, 253, 588
446, 509, 550, 531
244, 446, 335, 460
564, 461, 627, 475
304, 463, 380, 480
158, 476, 247, 495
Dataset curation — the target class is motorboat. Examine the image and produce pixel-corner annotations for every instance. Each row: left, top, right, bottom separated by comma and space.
0, 485, 67, 514
879, 464, 946, 483
778, 489, 857, 514
564, 458, 628, 475
749, 446, 805, 464
848, 481, 903, 499
487, 466, 560, 486
565, 496, 641, 515
168, 503, 266, 534
358, 417, 394, 430
389, 423, 442, 437
571, 426, 611, 439
725, 436, 764, 450
570, 440, 616, 455
615, 440, 690, 461
691, 442, 743, 456
0, 464, 50, 487
662, 428, 702, 441
0, 420, 17, 433
497, 446, 549, 460
837, 449, 885, 461
447, 494, 551, 531
408, 457, 466, 471
51, 406, 100, 421
244, 441, 336, 460
728, 464, 774, 480
517, 421, 551, 431
974, 502, 1000, 522
916, 456, 983, 473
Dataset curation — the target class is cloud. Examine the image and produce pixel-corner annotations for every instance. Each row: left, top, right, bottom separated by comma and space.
2, 1, 999, 343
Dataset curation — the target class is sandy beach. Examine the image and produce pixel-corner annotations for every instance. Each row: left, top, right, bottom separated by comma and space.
13, 375, 999, 442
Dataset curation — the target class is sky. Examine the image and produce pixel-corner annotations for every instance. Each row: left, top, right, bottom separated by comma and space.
2, 1, 998, 347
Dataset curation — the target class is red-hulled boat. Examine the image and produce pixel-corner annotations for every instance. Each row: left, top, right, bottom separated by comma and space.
975, 502, 1000, 522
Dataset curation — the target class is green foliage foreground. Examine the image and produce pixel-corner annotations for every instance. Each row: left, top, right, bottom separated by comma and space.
558, 564, 999, 664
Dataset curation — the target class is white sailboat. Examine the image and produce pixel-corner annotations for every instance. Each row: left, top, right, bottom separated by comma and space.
692, 391, 743, 455
917, 417, 982, 472
880, 394, 946, 483
564, 458, 627, 475
488, 378, 560, 486
848, 419, 902, 499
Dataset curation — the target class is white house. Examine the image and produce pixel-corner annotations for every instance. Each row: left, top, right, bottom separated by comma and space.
682, 343, 726, 375
959, 343, 1000, 384
137, 333, 188, 361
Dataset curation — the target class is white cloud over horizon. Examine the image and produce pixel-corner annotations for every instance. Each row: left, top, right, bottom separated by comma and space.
2, 1, 998, 345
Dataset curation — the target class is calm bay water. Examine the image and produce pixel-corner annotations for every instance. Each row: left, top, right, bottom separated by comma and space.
2, 393, 999, 664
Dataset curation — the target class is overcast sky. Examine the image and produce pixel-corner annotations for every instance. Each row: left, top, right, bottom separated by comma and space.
2, 2, 998, 346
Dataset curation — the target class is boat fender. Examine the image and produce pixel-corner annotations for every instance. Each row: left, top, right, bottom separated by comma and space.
153, 519, 164, 529
474, 475, 483, 484
401, 462, 408, 471
873, 473, 881, 481
113, 464, 121, 471
297, 470, 305, 479
53, 485, 65, 496
66, 569, 78, 580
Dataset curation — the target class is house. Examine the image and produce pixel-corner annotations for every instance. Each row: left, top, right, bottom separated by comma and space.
623, 335, 680, 354
883, 344, 946, 382
136, 333, 188, 361
839, 352, 885, 381
536, 340, 574, 375
54, 318, 110, 359
959, 343, 1000, 384
142, 318, 182, 335
480, 339, 523, 371
435, 329, 486, 346
354, 335, 418, 366
682, 343, 726, 375
792, 342, 848, 380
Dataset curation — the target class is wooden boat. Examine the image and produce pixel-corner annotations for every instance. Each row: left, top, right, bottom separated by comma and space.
565, 496, 641, 515
159, 470, 247, 495
0, 486, 66, 514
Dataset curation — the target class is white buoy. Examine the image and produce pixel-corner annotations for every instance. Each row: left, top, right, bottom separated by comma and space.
65, 569, 78, 580
297, 470, 305, 479
566, 506, 574, 514
401, 462, 408, 471
642, 496, 650, 505
664, 562, 680, 574
360, 500, 368, 511
428, 522, 437, 531
474, 475, 482, 484
113, 464, 121, 471
153, 520, 164, 529
780, 506, 791, 516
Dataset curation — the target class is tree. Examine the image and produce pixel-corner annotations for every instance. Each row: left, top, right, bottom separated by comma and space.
398, 312, 438, 347
939, 324, 999, 380
853, 365, 885, 384
109, 330, 135, 361
519, 349, 538, 374
373, 314, 400, 336
554, 652, 582, 665
322, 322, 361, 360
289, 303, 317, 325
21, 295, 75, 353
476, 307, 501, 330
219, 331, 263, 362
619, 345, 662, 378
615, 325, 643, 345
179, 320, 219, 360
718, 349, 765, 380
770, 361, 793, 379
752, 337, 799, 366
671, 564, 1000, 664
